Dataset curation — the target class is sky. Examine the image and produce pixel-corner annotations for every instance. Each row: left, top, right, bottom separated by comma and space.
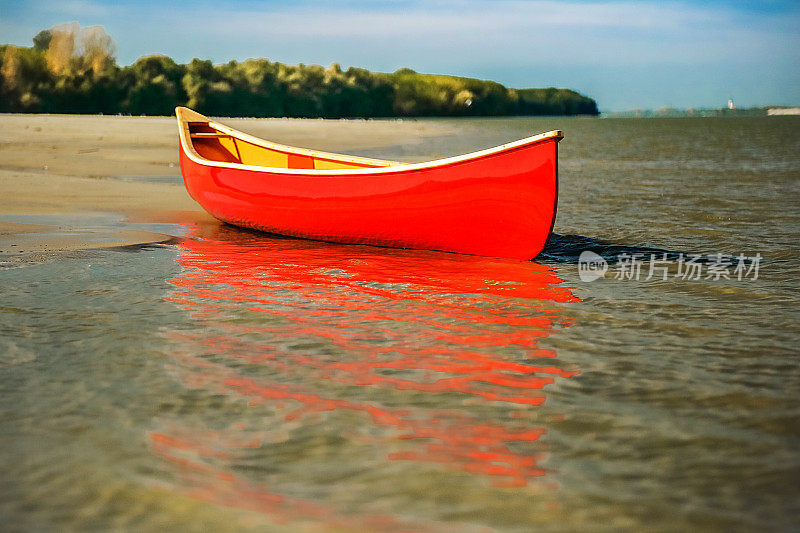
1, 0, 798, 111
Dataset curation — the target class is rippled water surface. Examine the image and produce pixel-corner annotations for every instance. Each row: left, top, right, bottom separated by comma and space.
2, 117, 799, 532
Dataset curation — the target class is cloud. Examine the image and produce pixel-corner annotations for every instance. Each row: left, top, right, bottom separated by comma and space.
8, 0, 798, 67
139, 0, 797, 68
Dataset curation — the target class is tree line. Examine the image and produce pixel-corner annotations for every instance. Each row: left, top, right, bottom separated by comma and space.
1, 24, 598, 117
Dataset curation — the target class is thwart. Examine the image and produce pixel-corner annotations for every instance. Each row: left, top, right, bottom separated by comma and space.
175, 107, 562, 260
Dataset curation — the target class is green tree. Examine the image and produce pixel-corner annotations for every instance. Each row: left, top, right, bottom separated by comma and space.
123, 54, 186, 114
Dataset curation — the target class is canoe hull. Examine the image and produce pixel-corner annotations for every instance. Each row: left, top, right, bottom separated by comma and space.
175, 105, 560, 260
179, 137, 558, 260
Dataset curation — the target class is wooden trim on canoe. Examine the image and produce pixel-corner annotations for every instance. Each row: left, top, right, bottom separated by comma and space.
189, 132, 233, 138
175, 106, 564, 176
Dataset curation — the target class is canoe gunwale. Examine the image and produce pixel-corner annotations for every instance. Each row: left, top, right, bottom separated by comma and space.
176, 107, 564, 177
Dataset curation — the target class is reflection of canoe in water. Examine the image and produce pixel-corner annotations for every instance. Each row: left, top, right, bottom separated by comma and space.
176, 106, 563, 260
151, 224, 580, 527
155, 222, 579, 521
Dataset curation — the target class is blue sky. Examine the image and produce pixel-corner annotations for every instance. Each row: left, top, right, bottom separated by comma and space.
1, 0, 798, 110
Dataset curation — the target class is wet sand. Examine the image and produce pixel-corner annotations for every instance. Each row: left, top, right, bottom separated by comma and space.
0, 113, 449, 259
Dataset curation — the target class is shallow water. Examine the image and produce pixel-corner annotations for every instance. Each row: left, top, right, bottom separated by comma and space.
1, 117, 799, 532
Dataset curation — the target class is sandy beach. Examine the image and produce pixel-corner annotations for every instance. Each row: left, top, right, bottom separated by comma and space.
0, 113, 450, 260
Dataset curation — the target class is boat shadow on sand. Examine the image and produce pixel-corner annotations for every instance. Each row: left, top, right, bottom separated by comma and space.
540, 233, 714, 264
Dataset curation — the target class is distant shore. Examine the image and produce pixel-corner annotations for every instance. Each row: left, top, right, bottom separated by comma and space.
1, 37, 599, 117
602, 105, 800, 118
0, 113, 452, 260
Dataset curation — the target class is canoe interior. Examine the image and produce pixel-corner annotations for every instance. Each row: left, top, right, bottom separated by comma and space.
187, 122, 392, 171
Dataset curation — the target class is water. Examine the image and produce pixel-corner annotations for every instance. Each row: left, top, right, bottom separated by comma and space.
1, 117, 799, 532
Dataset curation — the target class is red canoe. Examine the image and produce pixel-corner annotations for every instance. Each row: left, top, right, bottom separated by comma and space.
176, 107, 562, 260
